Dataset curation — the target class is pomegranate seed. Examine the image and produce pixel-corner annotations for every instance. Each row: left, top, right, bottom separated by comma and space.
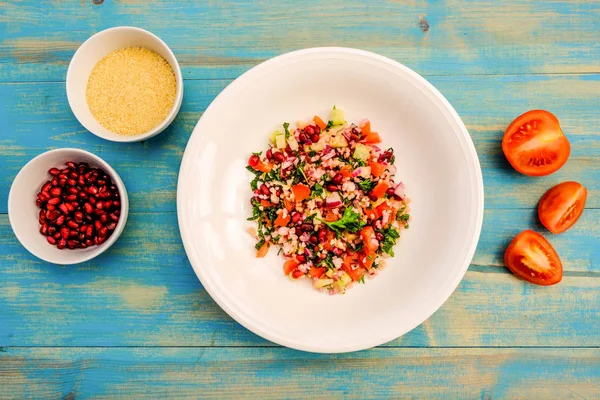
67, 220, 79, 229
47, 236, 56, 245
67, 179, 77, 186
350, 133, 359, 141
94, 220, 102, 230
295, 227, 304, 235
47, 204, 55, 211
58, 178, 67, 187
57, 239, 67, 249
332, 173, 344, 184
109, 213, 119, 222
51, 178, 58, 186
46, 210, 60, 221
332, 248, 343, 256
78, 176, 85, 186
291, 212, 302, 224
369, 194, 378, 202
36, 199, 43, 207
65, 203, 75, 212
48, 168, 60, 176
114, 210, 120, 216
65, 194, 77, 202
296, 254, 306, 263
48, 197, 60, 205
78, 233, 86, 241
99, 191, 111, 199
55, 215, 65, 226
60, 227, 70, 239
99, 185, 107, 194
310, 133, 320, 143
265, 149, 273, 160
70, 230, 78, 238
53, 232, 61, 240
86, 239, 94, 246
59, 204, 69, 214
260, 184, 270, 196
93, 209, 104, 216
298, 133, 307, 143
273, 152, 285, 163
304, 139, 312, 145
310, 235, 319, 244
107, 222, 117, 230
40, 224, 48, 235
318, 229, 327, 240
84, 203, 93, 214
326, 184, 339, 192
248, 155, 259, 167
48, 226, 57, 235
66, 161, 76, 169
87, 186, 98, 195
96, 201, 104, 210
375, 232, 384, 241
39, 191, 51, 201
290, 269, 303, 279
49, 187, 61, 197
77, 191, 87, 200
80, 224, 87, 233
69, 171, 78, 179
68, 240, 79, 249
304, 125, 315, 135
86, 225, 93, 238
89, 196, 96, 205
75, 211, 84, 222
98, 226, 108, 237
42, 181, 52, 192
386, 188, 396, 197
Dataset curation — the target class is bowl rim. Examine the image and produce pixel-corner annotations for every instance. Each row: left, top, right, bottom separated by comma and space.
177, 46, 485, 353
8, 148, 129, 265
66, 26, 184, 143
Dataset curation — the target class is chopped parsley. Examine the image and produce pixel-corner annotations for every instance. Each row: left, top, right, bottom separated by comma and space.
255, 238, 265, 251
357, 275, 365, 284
311, 183, 324, 199
351, 157, 367, 168
325, 120, 335, 130
318, 207, 366, 236
308, 150, 317, 157
318, 254, 335, 269
398, 213, 410, 224
379, 226, 400, 256
283, 122, 291, 138
357, 179, 375, 192
252, 151, 262, 156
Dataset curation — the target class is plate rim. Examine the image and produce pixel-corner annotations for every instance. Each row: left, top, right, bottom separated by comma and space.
177, 46, 485, 353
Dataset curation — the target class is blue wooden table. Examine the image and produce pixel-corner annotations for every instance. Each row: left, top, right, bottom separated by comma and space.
1, 1, 599, 398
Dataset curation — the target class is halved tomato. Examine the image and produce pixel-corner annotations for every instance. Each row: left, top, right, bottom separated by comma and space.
538, 181, 587, 234
502, 110, 570, 176
504, 230, 562, 286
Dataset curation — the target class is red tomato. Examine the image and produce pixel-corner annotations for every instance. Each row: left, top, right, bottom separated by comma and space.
362, 132, 381, 144
252, 159, 273, 173
308, 267, 327, 279
538, 181, 587, 234
502, 110, 570, 176
260, 200, 271, 208
283, 199, 295, 212
339, 166, 353, 179
283, 259, 299, 275
358, 251, 375, 270
369, 161, 386, 178
504, 230, 563, 286
361, 226, 379, 253
313, 115, 326, 130
274, 211, 290, 227
292, 184, 310, 202
359, 120, 371, 135
341, 254, 367, 281
371, 182, 389, 199
256, 242, 269, 258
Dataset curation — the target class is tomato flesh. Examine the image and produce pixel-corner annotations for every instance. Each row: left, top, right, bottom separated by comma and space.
504, 230, 562, 286
538, 181, 587, 234
502, 110, 570, 176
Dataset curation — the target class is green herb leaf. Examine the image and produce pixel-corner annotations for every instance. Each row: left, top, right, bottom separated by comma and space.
283, 122, 291, 139
357, 275, 365, 284
357, 179, 375, 192
311, 183, 324, 199
325, 120, 335, 130
317, 207, 366, 235
379, 227, 400, 256
308, 150, 317, 157
255, 238, 265, 251
252, 151, 262, 156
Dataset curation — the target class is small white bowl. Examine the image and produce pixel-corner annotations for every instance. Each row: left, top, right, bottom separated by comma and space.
66, 26, 184, 142
8, 148, 129, 265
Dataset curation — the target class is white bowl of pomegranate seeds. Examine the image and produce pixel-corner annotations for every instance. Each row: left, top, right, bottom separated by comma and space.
8, 148, 129, 265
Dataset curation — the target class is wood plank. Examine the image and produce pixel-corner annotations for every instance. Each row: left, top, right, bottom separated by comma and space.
0, 347, 598, 399
1, 211, 598, 348
0, 74, 598, 213
0, 0, 599, 82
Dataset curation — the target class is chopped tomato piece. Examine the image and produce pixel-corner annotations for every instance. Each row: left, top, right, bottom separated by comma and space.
256, 242, 269, 258
324, 210, 339, 222
339, 166, 353, 179
504, 230, 562, 286
283, 259, 299, 275
538, 181, 587, 234
274, 211, 290, 227
260, 200, 271, 208
292, 184, 310, 202
363, 132, 381, 144
371, 182, 389, 199
308, 267, 327, 279
369, 161, 386, 177
252, 159, 273, 173
283, 199, 295, 212
358, 251, 376, 270
361, 226, 379, 253
341, 256, 367, 281
359, 119, 371, 136
313, 115, 326, 130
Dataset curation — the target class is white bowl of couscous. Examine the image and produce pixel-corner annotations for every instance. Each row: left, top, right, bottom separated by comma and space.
66, 26, 183, 142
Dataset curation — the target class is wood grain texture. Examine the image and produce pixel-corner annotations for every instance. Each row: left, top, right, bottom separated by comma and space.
1, 212, 599, 347
1, 74, 599, 212
0, 0, 599, 82
1, 0, 600, 397
1, 347, 599, 399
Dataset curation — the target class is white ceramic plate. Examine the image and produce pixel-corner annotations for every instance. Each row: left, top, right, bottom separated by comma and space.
177, 47, 484, 353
